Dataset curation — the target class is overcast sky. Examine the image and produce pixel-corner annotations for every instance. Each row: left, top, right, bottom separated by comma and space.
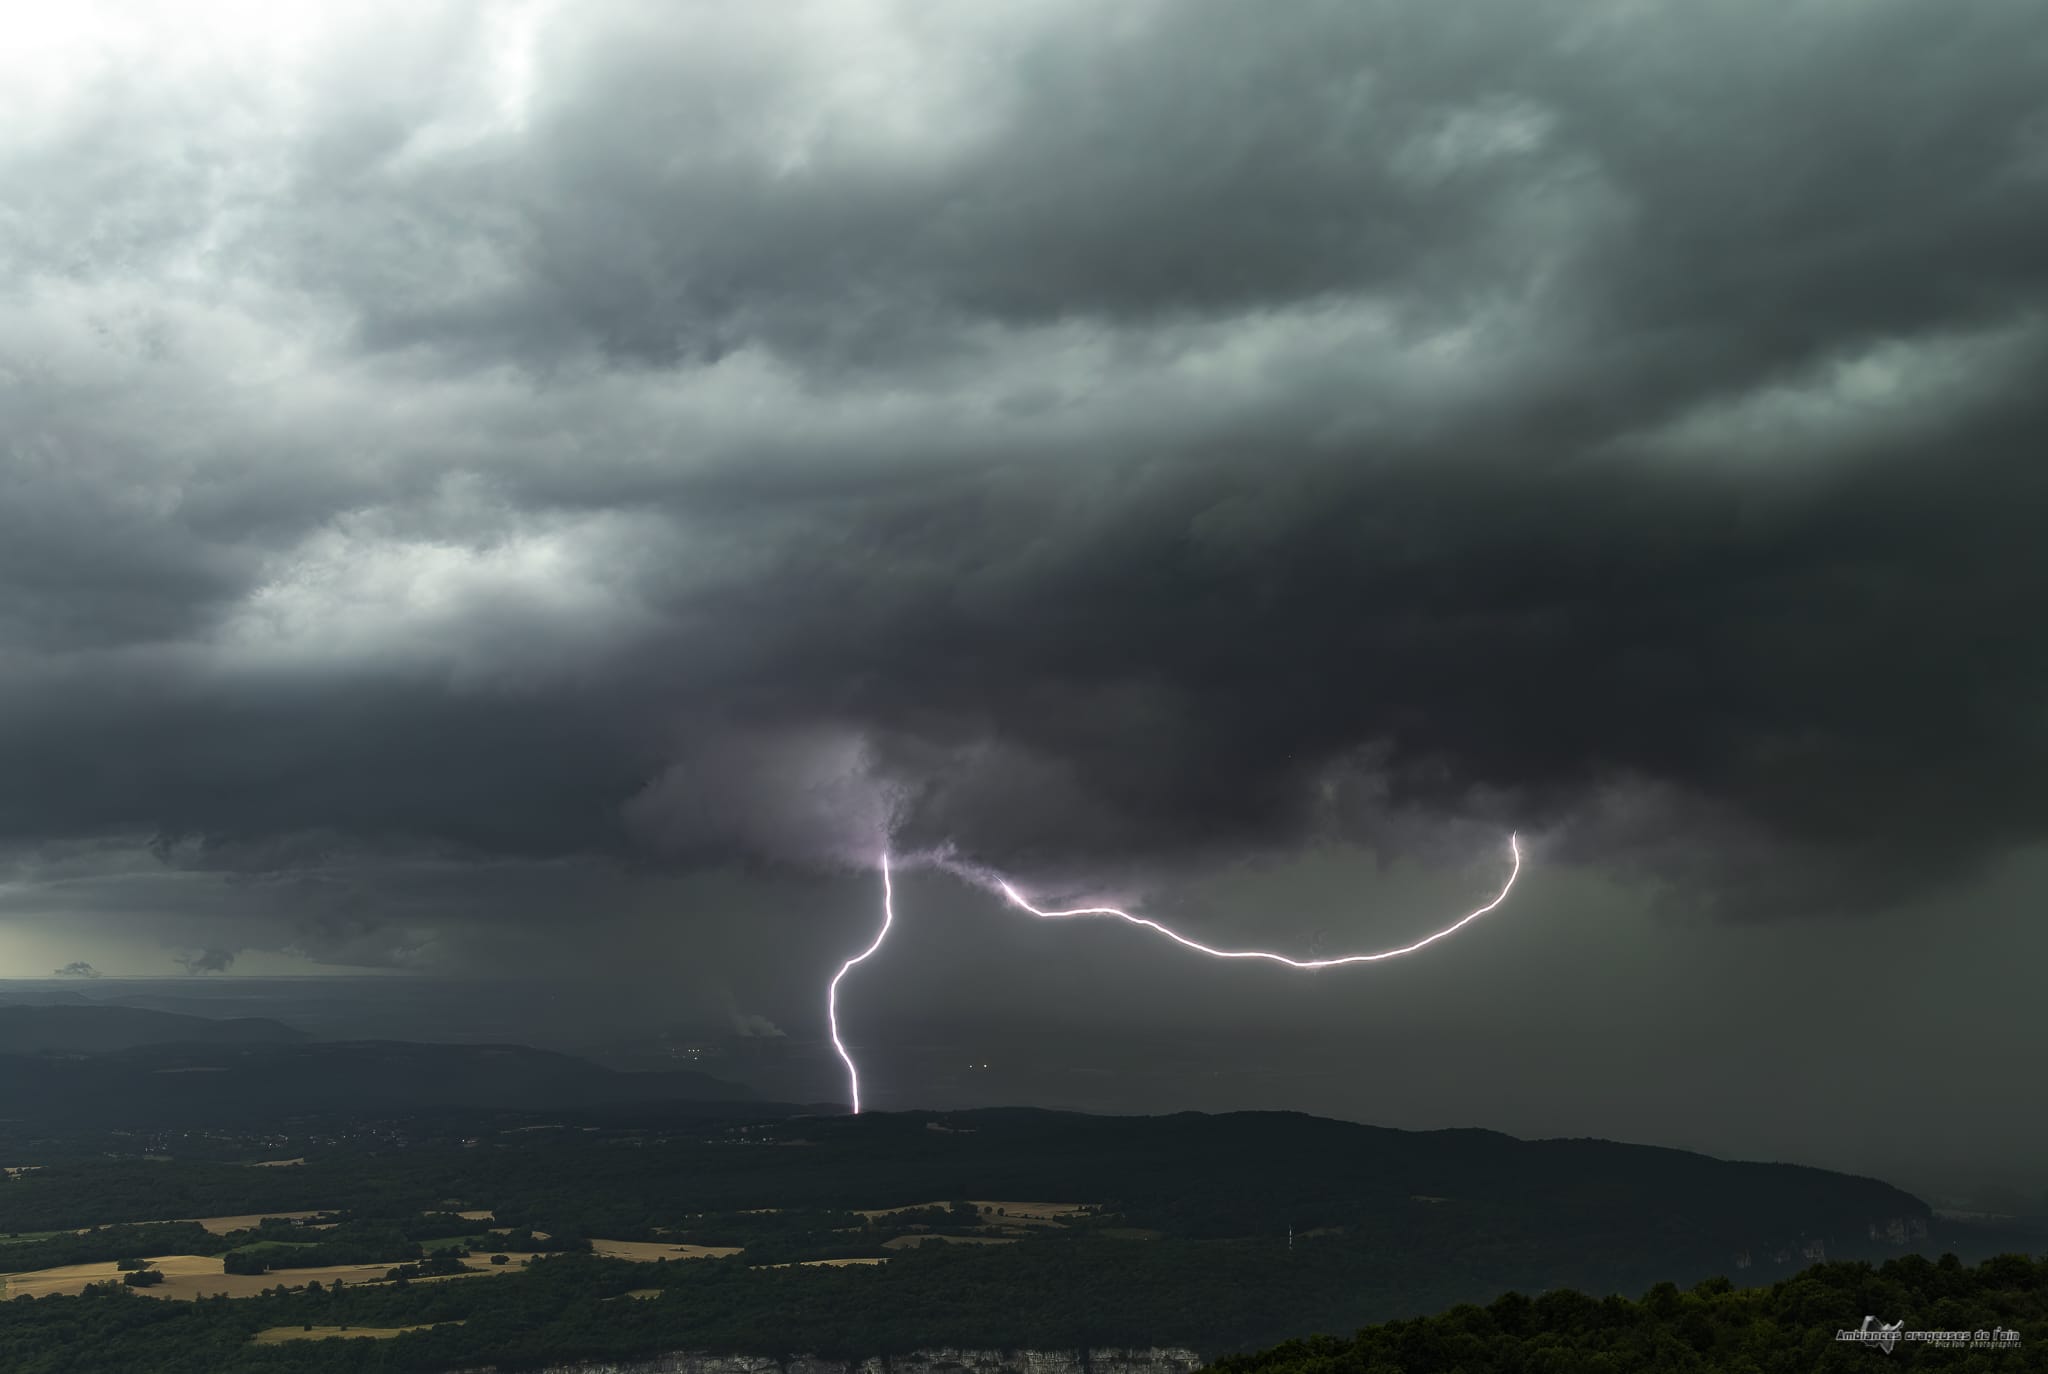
3, 1, 2045, 1183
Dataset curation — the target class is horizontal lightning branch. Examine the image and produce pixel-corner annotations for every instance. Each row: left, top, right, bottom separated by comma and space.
829, 833, 1521, 1113
996, 832, 1521, 967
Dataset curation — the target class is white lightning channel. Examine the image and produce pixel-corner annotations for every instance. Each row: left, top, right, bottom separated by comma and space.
828, 850, 896, 1115
828, 834, 1522, 1114
993, 832, 1522, 967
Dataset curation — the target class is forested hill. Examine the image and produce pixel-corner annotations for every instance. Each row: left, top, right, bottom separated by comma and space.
1213, 1252, 2045, 1373
752, 1108, 1936, 1288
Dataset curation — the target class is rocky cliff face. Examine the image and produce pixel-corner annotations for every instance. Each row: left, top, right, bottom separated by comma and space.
495, 1348, 1205, 1374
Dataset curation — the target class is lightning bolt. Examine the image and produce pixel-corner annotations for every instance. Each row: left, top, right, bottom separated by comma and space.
830, 833, 1521, 1113
827, 850, 896, 1116
995, 832, 1522, 967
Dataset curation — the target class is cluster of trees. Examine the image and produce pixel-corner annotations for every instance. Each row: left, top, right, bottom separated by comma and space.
0, 1222, 219, 1272
0, 1159, 337, 1233
210, 1219, 591, 1275
487, 1226, 590, 1254
383, 1255, 468, 1282
884, 1202, 987, 1231
1215, 1253, 2045, 1374
221, 1221, 427, 1275
668, 1203, 995, 1266
676, 1207, 870, 1251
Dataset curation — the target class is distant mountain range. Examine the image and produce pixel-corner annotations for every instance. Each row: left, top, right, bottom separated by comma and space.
0, 1002, 308, 1055
0, 1002, 752, 1121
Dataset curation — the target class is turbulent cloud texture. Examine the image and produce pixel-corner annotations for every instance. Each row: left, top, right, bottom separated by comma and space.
3, 0, 2046, 972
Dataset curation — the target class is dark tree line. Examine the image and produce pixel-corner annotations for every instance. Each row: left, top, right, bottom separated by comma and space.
1216, 1253, 2045, 1374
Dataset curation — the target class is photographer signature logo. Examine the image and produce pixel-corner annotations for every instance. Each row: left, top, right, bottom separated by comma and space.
1835, 1316, 2021, 1354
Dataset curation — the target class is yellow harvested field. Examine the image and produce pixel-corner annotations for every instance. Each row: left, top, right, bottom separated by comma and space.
977, 1200, 1092, 1219
2, 1252, 547, 1301
855, 1200, 1091, 1224
882, 1234, 1018, 1249
611, 1288, 663, 1301
450, 1251, 543, 1273
590, 1240, 741, 1262
0, 1255, 395, 1300
455, 1209, 495, 1221
253, 1321, 464, 1344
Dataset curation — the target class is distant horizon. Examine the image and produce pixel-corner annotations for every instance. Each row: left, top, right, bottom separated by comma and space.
3, 982, 2040, 1214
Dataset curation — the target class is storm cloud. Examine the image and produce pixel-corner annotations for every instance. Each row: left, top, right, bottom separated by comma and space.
2, 0, 2046, 979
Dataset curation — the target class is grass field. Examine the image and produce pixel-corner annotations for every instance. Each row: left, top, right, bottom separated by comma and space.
759, 1257, 888, 1268
882, 1234, 1019, 1248
251, 1321, 465, 1344
588, 1239, 742, 1262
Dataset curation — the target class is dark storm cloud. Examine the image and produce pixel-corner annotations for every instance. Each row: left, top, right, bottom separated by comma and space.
1, 0, 2046, 971
176, 947, 236, 976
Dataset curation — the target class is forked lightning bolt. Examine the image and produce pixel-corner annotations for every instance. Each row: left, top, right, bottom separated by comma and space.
829, 833, 1522, 1114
